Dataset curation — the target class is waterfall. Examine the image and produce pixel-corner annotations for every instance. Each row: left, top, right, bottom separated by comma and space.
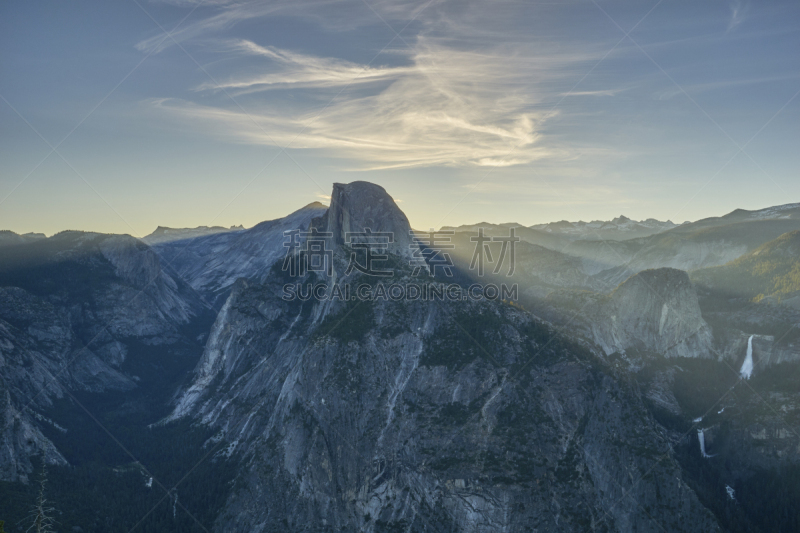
698, 428, 714, 458
740, 335, 754, 379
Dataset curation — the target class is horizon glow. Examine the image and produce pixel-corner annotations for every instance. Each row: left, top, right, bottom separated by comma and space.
1, 0, 799, 237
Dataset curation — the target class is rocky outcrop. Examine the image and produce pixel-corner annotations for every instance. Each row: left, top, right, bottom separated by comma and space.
548, 268, 715, 359
323, 181, 419, 263
0, 287, 135, 401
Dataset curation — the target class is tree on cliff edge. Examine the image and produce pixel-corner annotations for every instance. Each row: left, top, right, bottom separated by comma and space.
25, 462, 56, 533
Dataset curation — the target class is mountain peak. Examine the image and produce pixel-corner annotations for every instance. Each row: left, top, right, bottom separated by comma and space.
323, 181, 417, 260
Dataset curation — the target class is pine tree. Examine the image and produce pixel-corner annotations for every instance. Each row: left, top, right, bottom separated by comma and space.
25, 462, 56, 533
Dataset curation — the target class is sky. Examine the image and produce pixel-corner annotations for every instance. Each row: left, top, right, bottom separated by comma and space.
1, 0, 798, 237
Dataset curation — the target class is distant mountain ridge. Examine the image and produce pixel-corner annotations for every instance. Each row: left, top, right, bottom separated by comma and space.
145, 202, 328, 307
530, 214, 679, 241
0, 230, 46, 247
143, 224, 244, 245
443, 215, 678, 242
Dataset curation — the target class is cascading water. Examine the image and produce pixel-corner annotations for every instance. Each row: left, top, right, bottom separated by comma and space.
740, 335, 754, 379
695, 338, 755, 458
698, 428, 714, 458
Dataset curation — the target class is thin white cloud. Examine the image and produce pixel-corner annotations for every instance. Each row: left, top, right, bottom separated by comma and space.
654, 72, 800, 100
728, 0, 749, 32
562, 89, 626, 97
136, 0, 439, 54
135, 0, 625, 170
195, 39, 413, 92
149, 38, 596, 169
136, 1, 298, 53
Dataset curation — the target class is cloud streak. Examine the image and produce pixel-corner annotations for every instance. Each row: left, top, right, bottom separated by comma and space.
151, 37, 598, 169
136, 1, 298, 53
136, 0, 442, 54
728, 0, 749, 32
195, 39, 413, 92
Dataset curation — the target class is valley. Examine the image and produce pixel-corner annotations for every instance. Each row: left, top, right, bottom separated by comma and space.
1, 182, 799, 532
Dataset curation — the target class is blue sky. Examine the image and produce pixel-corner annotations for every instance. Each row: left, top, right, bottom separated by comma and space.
1, 0, 798, 236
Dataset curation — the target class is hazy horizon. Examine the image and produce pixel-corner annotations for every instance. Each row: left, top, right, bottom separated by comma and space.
2, 0, 799, 237
5, 191, 800, 239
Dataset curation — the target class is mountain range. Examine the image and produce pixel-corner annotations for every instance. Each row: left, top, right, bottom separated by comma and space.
1, 182, 799, 532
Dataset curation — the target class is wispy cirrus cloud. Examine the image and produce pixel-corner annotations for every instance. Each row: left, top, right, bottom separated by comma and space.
136, 0, 636, 171
561, 89, 627, 97
728, 0, 749, 32
150, 37, 599, 169
136, 0, 443, 54
654, 72, 800, 100
195, 39, 413, 92
136, 1, 299, 53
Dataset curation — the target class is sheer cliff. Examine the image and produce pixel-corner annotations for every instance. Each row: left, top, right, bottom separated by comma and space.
165, 183, 720, 532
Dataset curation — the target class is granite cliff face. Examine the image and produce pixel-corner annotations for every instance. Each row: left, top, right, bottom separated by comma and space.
547, 268, 714, 359
163, 186, 721, 532
0, 383, 67, 483
598, 268, 715, 358
169, 274, 719, 533
0, 231, 209, 481
145, 183, 418, 308
322, 181, 418, 262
